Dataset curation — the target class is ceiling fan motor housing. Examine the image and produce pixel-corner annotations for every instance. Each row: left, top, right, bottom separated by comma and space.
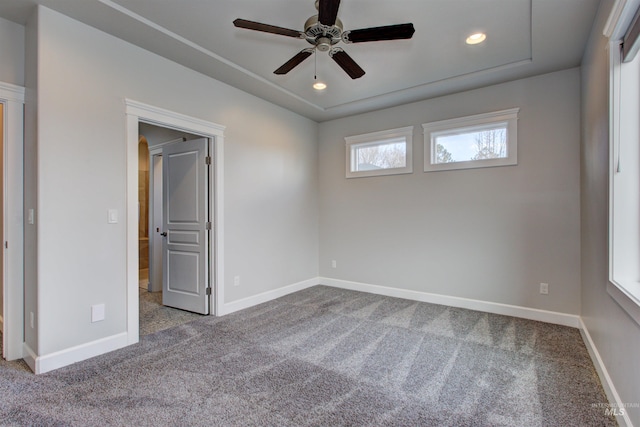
304, 15, 343, 51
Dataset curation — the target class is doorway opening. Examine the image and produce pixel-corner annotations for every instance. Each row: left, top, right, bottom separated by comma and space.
137, 123, 205, 335
125, 99, 225, 346
138, 136, 150, 290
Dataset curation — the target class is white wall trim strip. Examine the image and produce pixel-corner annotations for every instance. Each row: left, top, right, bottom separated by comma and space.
28, 333, 129, 375
605, 0, 629, 37
125, 99, 225, 136
23, 278, 590, 373
320, 277, 581, 328
219, 277, 319, 316
0, 81, 25, 361
0, 81, 25, 102
579, 318, 632, 427
221, 276, 580, 327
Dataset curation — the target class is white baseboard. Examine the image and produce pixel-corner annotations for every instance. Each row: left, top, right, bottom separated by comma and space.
320, 277, 581, 328
19, 278, 582, 374
26, 332, 129, 374
219, 277, 319, 316
579, 319, 633, 427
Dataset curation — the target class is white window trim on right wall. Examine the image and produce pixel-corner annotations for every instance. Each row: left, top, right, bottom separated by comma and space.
422, 108, 519, 172
607, 38, 640, 327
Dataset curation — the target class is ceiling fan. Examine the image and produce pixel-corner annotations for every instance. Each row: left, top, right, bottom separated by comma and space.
233, 0, 415, 79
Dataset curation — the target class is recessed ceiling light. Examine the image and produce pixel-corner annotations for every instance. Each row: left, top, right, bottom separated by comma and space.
313, 81, 327, 91
466, 32, 487, 45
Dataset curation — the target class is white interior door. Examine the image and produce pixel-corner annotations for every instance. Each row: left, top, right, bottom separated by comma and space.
162, 137, 209, 314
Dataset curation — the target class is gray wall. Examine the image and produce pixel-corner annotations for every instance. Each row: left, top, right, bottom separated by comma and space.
319, 68, 581, 314
581, 0, 640, 424
26, 6, 318, 356
0, 16, 24, 86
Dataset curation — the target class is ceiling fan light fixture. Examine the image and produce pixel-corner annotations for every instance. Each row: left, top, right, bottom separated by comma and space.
466, 32, 486, 45
313, 81, 327, 90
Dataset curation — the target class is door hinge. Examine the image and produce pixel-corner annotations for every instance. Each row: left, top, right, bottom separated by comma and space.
205, 156, 211, 165
206, 287, 212, 295
206, 221, 212, 230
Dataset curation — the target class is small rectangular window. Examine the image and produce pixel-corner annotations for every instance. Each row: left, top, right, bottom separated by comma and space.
346, 126, 413, 178
423, 109, 519, 172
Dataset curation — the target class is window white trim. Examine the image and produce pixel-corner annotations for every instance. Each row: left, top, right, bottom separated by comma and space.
422, 108, 519, 172
607, 39, 640, 327
345, 126, 413, 178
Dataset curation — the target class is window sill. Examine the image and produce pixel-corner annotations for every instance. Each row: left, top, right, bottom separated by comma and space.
424, 159, 517, 173
607, 279, 640, 327
346, 168, 412, 179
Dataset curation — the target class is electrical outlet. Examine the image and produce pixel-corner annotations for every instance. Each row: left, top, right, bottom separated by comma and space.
234, 276, 240, 287
91, 304, 105, 322
331, 260, 337, 269
540, 283, 549, 295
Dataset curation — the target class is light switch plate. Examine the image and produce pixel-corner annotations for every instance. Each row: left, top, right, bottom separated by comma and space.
108, 209, 118, 224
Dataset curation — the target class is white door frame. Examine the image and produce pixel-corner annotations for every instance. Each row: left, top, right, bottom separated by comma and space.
148, 149, 163, 293
0, 82, 25, 361
125, 99, 225, 344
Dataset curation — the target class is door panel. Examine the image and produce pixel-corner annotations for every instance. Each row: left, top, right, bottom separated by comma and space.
162, 137, 209, 314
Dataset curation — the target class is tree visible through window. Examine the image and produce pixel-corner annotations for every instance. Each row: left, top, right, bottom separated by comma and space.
435, 143, 454, 163
355, 141, 406, 171
345, 126, 414, 178
423, 109, 518, 172
472, 128, 507, 160
433, 127, 508, 164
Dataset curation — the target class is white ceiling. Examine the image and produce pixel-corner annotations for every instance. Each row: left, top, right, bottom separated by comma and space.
0, 0, 601, 122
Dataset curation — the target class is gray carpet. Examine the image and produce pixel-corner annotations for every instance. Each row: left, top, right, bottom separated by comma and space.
139, 288, 202, 336
0, 286, 616, 426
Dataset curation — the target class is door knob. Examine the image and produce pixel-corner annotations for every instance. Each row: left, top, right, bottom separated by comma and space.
160, 232, 167, 237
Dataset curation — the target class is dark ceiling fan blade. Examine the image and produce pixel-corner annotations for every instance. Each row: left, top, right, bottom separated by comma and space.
274, 49, 314, 74
233, 18, 302, 38
330, 49, 365, 79
318, 0, 341, 26
345, 23, 415, 43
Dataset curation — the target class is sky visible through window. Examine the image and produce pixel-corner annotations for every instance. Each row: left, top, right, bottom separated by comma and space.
434, 127, 507, 164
